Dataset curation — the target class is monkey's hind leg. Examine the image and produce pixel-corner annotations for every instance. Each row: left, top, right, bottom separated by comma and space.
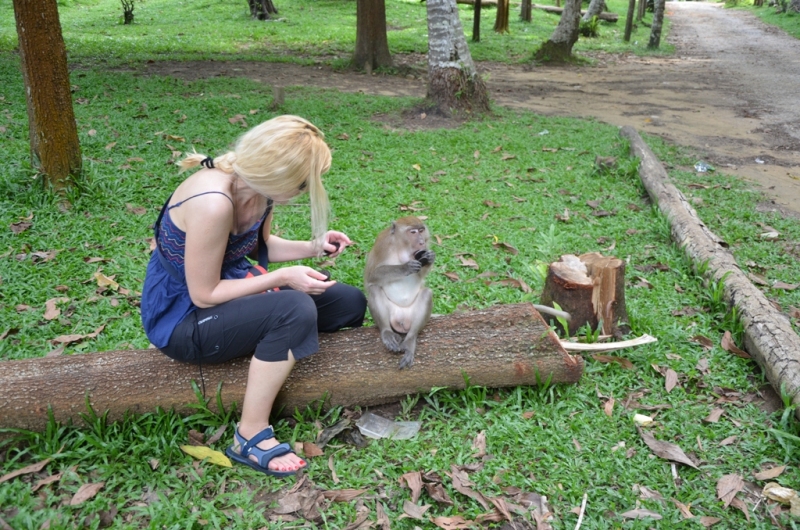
397, 287, 433, 370
367, 287, 403, 352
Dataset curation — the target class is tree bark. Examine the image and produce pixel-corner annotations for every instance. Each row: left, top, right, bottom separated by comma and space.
624, 0, 636, 42
353, 0, 393, 71
531, 4, 618, 22
472, 0, 482, 42
582, 0, 606, 21
12, 0, 81, 192
494, 0, 510, 33
533, 0, 582, 62
248, 0, 278, 20
520, 0, 533, 22
636, 0, 646, 22
426, 0, 490, 114
620, 126, 800, 418
0, 304, 583, 433
648, 0, 665, 48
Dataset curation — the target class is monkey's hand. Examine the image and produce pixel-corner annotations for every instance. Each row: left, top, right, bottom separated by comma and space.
414, 250, 435, 266
380, 329, 403, 352
403, 260, 423, 275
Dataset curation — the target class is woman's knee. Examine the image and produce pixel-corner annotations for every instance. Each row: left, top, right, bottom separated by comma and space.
281, 290, 319, 328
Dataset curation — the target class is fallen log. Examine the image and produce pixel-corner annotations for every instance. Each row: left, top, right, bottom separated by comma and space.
0, 304, 583, 433
532, 3, 619, 22
620, 126, 800, 416
457, 0, 499, 7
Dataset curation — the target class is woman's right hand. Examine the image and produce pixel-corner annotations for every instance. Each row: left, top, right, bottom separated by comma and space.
279, 266, 335, 295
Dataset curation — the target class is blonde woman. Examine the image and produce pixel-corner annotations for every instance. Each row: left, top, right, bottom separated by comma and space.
141, 116, 366, 477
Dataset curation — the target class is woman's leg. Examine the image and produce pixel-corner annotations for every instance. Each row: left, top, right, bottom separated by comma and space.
308, 282, 367, 332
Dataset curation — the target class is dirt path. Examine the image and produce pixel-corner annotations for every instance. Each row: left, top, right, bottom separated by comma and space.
144, 2, 800, 214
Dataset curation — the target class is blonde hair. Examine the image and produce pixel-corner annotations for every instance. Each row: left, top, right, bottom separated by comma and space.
179, 115, 332, 246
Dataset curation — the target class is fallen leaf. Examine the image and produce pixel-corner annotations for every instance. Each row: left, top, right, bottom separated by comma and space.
444, 272, 460, 282
716, 474, 743, 508
492, 241, 518, 255
302, 442, 324, 458
322, 489, 366, 502
604, 397, 615, 417
719, 436, 737, 446
104, 142, 116, 150
88, 129, 96, 136
472, 431, 486, 458
754, 465, 786, 481
591, 354, 634, 370
32, 472, 63, 492
672, 499, 694, 518
376, 502, 391, 530
721, 331, 750, 359
691, 335, 714, 349
699, 516, 722, 527
44, 297, 70, 321
0, 458, 51, 484
458, 256, 479, 269
730, 497, 750, 522
431, 515, 475, 529
337, 133, 350, 141
703, 408, 724, 423
620, 508, 662, 520
126, 203, 147, 215
51, 334, 85, 345
446, 465, 490, 510
10, 221, 32, 234
773, 281, 799, 290
70, 482, 105, 505
228, 114, 247, 127
93, 271, 120, 291
483, 200, 501, 208
638, 428, 698, 469
665, 369, 678, 393
400, 471, 423, 503
424, 482, 454, 506
401, 499, 430, 520
179, 445, 232, 467
412, 163, 421, 171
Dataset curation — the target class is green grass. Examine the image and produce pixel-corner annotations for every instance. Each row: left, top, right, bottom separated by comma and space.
0, 0, 670, 66
2, 49, 800, 527
740, 0, 800, 40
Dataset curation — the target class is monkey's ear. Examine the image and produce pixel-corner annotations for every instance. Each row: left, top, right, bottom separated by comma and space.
390, 222, 397, 235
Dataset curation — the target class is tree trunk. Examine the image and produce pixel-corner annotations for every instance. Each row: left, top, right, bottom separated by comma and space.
12, 0, 81, 192
789, 0, 799, 11
472, 0, 482, 42
620, 126, 800, 419
0, 304, 583, 434
494, 0, 510, 33
531, 4, 618, 22
636, 0, 646, 21
521, 0, 533, 22
426, 0, 490, 114
540, 253, 630, 337
533, 0, 582, 62
248, 0, 278, 20
353, 0, 393, 71
624, 0, 635, 42
648, 0, 664, 48
582, 0, 605, 21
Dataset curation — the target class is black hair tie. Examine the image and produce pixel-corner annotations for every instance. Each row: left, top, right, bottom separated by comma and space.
200, 156, 215, 169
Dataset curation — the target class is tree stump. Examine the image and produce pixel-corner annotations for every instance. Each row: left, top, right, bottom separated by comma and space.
0, 304, 583, 434
540, 252, 630, 337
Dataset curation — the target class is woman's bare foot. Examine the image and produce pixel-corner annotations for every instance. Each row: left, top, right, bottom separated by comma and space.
235, 424, 306, 473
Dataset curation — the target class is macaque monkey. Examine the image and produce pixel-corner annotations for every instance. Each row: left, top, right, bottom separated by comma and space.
364, 217, 435, 369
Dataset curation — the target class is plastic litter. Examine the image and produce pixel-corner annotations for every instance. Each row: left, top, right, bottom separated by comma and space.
755, 157, 766, 164
356, 412, 421, 440
694, 161, 710, 173
538, 130, 549, 136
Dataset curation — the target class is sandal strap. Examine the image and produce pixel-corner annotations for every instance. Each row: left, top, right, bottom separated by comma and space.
250, 442, 293, 468
239, 425, 276, 456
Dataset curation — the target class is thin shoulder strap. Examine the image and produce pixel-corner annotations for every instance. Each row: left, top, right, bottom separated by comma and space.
256, 199, 274, 267
168, 191, 233, 210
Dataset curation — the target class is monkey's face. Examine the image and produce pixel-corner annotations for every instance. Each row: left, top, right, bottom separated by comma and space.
404, 225, 429, 252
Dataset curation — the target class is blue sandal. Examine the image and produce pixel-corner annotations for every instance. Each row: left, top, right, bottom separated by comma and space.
225, 426, 305, 477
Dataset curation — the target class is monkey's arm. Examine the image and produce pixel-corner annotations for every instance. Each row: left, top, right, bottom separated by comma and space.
365, 261, 421, 286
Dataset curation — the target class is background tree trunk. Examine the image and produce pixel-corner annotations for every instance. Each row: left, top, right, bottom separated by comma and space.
427, 0, 490, 114
637, 0, 646, 22
248, 0, 278, 20
494, 0, 510, 33
521, 0, 532, 22
789, 0, 800, 11
12, 0, 81, 192
0, 304, 583, 433
533, 0, 582, 62
648, 0, 665, 48
624, 0, 635, 41
472, 0, 482, 42
582, 0, 605, 21
354, 0, 393, 71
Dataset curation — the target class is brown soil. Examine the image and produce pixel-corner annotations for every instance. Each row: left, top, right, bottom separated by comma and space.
142, 2, 800, 215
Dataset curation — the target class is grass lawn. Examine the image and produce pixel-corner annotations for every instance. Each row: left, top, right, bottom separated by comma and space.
1, 0, 799, 528
736, 0, 800, 39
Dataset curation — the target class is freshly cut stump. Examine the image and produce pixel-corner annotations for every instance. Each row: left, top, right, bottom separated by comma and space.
0, 304, 583, 433
540, 252, 630, 337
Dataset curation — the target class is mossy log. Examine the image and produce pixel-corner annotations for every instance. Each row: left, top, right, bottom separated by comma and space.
531, 3, 619, 21
0, 304, 583, 433
620, 126, 800, 417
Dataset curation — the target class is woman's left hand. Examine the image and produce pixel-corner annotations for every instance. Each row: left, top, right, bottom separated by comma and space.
322, 231, 352, 258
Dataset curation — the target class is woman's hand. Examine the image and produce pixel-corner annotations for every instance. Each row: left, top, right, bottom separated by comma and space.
279, 266, 335, 295
321, 231, 353, 258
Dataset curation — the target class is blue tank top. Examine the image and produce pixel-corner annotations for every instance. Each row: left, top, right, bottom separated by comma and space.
140, 192, 271, 348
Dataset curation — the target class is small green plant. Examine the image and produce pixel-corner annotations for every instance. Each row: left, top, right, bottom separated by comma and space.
577, 321, 601, 343
579, 16, 600, 37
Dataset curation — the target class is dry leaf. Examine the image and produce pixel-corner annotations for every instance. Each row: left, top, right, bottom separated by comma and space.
446, 465, 490, 510
0, 458, 51, 484
691, 335, 714, 349
716, 474, 743, 508
721, 331, 750, 358
425, 482, 454, 506
604, 397, 615, 417
472, 431, 486, 458
492, 241, 518, 255
401, 500, 430, 520
126, 203, 147, 216
104, 142, 116, 150
699, 516, 722, 527
444, 272, 460, 282
376, 502, 391, 530
400, 471, 423, 503
431, 515, 475, 529
638, 428, 698, 469
773, 281, 799, 290
44, 297, 69, 321
591, 354, 634, 370
302, 442, 324, 458
620, 508, 662, 520
10, 221, 32, 234
730, 497, 750, 522
703, 408, 724, 423
70, 482, 105, 505
458, 256, 479, 269
719, 436, 737, 446
664, 368, 678, 393
672, 499, 694, 518
753, 465, 785, 481
322, 489, 366, 502
32, 472, 63, 493
93, 271, 119, 291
